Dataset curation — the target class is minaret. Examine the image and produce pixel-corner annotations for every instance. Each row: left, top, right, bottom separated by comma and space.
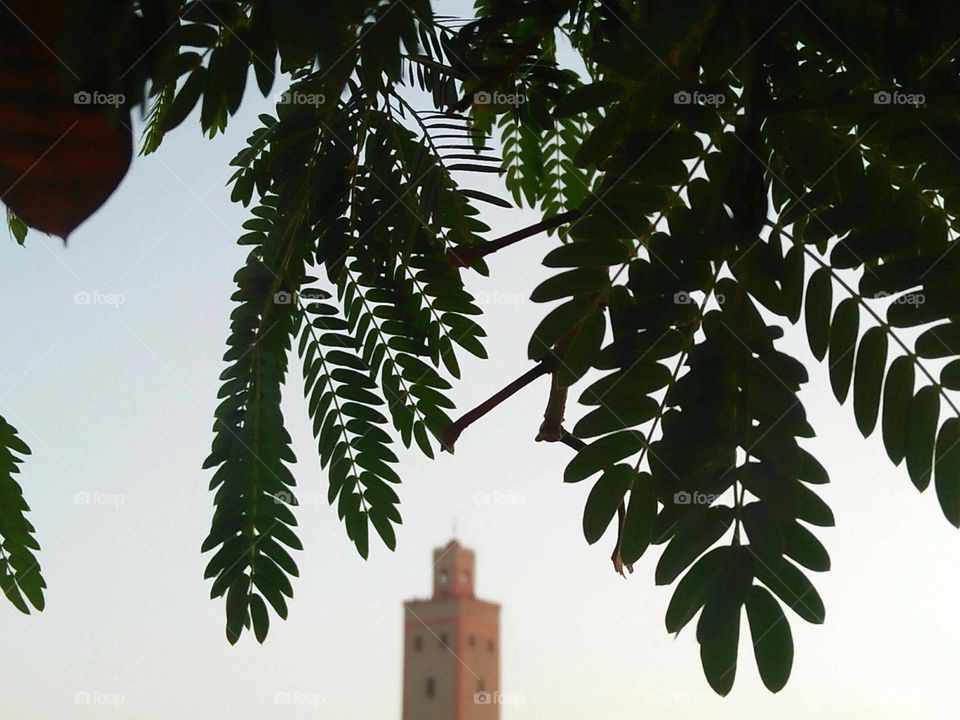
402, 539, 501, 720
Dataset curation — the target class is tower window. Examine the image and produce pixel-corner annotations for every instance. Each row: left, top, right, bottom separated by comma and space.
426, 678, 435, 698
439, 570, 448, 585
469, 634, 477, 647
462, 570, 470, 584
439, 632, 448, 646
414, 636, 422, 651
487, 639, 495, 652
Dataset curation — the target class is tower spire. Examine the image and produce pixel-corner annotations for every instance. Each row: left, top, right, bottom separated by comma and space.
402, 540, 501, 719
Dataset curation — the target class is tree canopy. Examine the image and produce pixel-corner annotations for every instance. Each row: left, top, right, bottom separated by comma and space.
3, 0, 960, 695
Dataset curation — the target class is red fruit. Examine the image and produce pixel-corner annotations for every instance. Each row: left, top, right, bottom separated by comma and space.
0, 2, 132, 239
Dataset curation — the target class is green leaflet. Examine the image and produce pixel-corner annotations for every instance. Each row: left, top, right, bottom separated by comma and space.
915, 322, 960, 359
699, 600, 740, 697
883, 356, 915, 465
564, 431, 645, 483
782, 521, 831, 572
582, 464, 634, 545
755, 558, 825, 625
828, 298, 859, 403
528, 298, 592, 361
6, 207, 27, 246
853, 326, 887, 437
573, 396, 659, 438
573, 101, 632, 168
530, 268, 610, 303
556, 309, 606, 388
579, 361, 673, 402
741, 502, 784, 568
941, 359, 960, 390
697, 547, 753, 696
905, 386, 941, 491
655, 506, 734, 586
746, 586, 793, 693
665, 546, 731, 634
554, 81, 623, 118
804, 267, 832, 362
696, 546, 753, 646
542, 237, 631, 268
249, 593, 270, 643
620, 472, 657, 564
782, 244, 804, 323
935, 418, 960, 527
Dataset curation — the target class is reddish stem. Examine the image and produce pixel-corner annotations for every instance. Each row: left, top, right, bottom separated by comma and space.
441, 359, 554, 452
446, 210, 581, 269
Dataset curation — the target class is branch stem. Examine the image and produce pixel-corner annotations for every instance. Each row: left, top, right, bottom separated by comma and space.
446, 210, 581, 269
441, 358, 555, 451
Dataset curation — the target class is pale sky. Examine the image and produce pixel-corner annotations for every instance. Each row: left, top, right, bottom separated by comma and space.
1, 7, 959, 720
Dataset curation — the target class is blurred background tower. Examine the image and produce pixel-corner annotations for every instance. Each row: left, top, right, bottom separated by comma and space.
402, 539, 500, 720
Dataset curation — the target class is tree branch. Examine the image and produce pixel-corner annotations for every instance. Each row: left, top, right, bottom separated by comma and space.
446, 209, 581, 269
536, 378, 568, 442
441, 358, 555, 452
559, 428, 585, 451
612, 502, 633, 577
